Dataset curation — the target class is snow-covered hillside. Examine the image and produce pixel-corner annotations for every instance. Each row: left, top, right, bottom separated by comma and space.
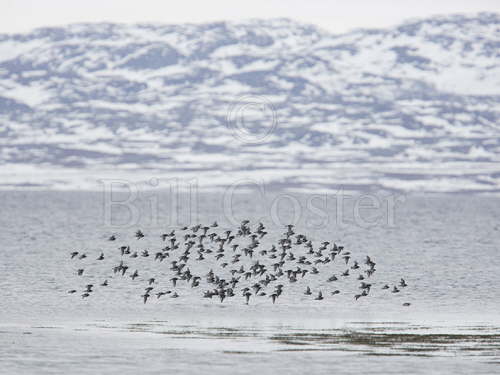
0, 13, 499, 192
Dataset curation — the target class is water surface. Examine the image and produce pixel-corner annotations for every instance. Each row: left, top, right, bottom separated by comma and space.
1, 191, 499, 374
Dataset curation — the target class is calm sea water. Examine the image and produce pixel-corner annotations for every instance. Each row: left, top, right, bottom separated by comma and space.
1, 190, 499, 374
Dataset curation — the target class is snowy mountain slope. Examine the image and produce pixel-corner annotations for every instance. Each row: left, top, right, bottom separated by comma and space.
0, 14, 499, 192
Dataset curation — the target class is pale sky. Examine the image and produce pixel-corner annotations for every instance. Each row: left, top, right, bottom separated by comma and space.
1, 0, 499, 34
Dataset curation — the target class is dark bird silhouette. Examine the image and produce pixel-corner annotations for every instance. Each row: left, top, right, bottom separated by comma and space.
156, 291, 168, 299
244, 291, 252, 304
314, 291, 324, 300
327, 274, 338, 282
270, 293, 278, 304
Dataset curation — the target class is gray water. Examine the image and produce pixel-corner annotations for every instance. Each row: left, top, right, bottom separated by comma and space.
1, 191, 499, 374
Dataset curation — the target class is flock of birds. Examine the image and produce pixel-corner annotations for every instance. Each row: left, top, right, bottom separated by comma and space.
68, 221, 410, 306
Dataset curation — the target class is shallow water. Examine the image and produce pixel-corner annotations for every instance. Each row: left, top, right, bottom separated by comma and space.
0, 191, 499, 374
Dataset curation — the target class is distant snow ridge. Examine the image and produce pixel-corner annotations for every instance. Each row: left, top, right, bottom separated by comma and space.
0, 13, 499, 192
